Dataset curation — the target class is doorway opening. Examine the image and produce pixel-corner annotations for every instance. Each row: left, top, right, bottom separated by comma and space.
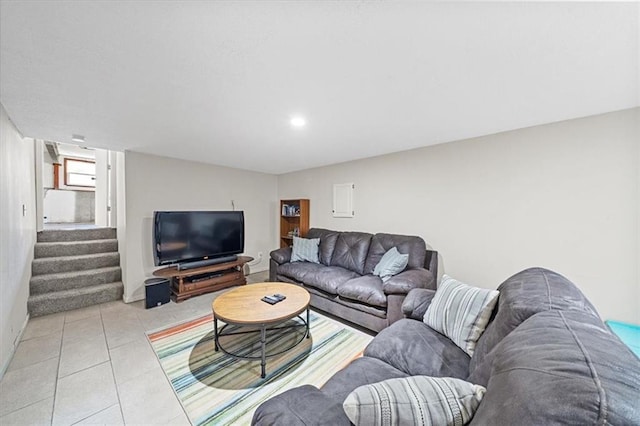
39, 141, 114, 230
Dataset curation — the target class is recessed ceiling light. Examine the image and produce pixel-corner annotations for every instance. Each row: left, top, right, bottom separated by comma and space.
71, 134, 85, 143
290, 116, 306, 128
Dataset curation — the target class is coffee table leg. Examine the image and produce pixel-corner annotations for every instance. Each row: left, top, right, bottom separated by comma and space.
260, 325, 266, 378
306, 307, 310, 339
214, 316, 219, 351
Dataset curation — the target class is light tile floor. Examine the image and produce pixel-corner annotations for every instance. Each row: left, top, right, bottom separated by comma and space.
0, 271, 270, 425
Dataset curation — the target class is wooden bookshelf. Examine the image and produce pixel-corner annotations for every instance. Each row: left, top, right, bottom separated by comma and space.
280, 199, 309, 248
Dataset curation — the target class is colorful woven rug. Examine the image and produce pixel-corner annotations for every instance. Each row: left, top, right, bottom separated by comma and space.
147, 311, 372, 425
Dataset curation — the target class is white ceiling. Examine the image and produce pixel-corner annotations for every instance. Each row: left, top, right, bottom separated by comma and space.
56, 143, 95, 160
1, 1, 638, 174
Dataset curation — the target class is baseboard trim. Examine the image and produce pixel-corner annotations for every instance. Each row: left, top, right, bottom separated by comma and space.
123, 293, 144, 304
0, 312, 30, 380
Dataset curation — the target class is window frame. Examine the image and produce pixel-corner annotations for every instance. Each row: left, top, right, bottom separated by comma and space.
64, 157, 96, 188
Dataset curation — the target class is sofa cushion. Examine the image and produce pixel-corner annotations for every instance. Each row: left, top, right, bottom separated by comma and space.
402, 288, 437, 320
270, 247, 292, 264
337, 275, 387, 308
364, 319, 471, 378
303, 266, 359, 295
469, 310, 640, 425
424, 275, 499, 357
252, 385, 350, 426
373, 247, 408, 282
343, 376, 485, 426
383, 268, 435, 295
308, 288, 388, 325
364, 233, 427, 275
307, 228, 340, 266
277, 262, 327, 283
335, 297, 387, 318
329, 232, 373, 275
469, 267, 600, 377
321, 356, 409, 404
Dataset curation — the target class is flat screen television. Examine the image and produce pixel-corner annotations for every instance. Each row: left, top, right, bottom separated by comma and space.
153, 210, 245, 268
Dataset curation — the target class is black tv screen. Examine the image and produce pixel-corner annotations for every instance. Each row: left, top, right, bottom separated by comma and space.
153, 211, 245, 266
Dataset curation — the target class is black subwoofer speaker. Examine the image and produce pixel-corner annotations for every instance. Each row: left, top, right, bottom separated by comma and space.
145, 278, 171, 309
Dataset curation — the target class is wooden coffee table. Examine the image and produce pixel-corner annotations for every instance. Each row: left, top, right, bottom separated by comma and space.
211, 282, 311, 378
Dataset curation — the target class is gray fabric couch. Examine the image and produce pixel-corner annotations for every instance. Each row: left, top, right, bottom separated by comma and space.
253, 267, 640, 425
269, 228, 438, 332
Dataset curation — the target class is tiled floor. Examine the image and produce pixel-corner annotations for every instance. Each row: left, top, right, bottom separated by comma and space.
0, 271, 270, 425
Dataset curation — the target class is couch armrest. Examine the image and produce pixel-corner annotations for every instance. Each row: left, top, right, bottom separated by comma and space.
424, 249, 438, 277
252, 385, 350, 426
383, 268, 435, 295
270, 247, 292, 265
402, 288, 437, 320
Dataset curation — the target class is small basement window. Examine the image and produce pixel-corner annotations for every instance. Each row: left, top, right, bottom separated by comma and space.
64, 158, 96, 188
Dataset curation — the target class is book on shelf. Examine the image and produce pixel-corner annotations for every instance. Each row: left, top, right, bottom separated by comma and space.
281, 204, 300, 216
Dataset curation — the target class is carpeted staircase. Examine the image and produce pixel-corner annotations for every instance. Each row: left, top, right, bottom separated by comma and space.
28, 228, 124, 317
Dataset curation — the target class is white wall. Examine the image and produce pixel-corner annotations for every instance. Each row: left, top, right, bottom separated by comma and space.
115, 151, 127, 299
0, 103, 36, 376
108, 151, 119, 227
35, 140, 46, 232
43, 190, 95, 223
122, 151, 278, 302
278, 108, 640, 324
42, 155, 54, 189
94, 148, 109, 227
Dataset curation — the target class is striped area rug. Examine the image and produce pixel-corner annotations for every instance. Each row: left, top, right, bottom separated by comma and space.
147, 311, 372, 425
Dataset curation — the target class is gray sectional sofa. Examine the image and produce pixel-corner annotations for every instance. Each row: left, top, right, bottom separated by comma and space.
253, 267, 640, 425
269, 228, 438, 332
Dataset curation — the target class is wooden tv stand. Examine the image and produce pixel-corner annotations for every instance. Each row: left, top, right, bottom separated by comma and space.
152, 256, 253, 302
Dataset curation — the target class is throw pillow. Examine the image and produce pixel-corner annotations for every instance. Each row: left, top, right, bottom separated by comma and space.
343, 376, 486, 426
373, 247, 409, 282
423, 275, 499, 357
290, 236, 320, 263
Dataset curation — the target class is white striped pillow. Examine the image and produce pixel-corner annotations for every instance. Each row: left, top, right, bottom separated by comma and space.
343, 376, 486, 426
291, 236, 320, 263
423, 275, 499, 356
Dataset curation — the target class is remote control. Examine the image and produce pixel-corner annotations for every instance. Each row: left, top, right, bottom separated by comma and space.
261, 296, 278, 305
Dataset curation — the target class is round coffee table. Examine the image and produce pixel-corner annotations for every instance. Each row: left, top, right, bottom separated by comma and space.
211, 282, 311, 378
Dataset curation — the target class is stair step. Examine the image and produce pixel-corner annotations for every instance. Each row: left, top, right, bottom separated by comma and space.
32, 252, 120, 276
28, 282, 124, 317
35, 239, 118, 258
37, 228, 117, 243
30, 266, 122, 295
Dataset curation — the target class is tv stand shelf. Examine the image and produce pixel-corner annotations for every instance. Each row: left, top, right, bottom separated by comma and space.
153, 256, 253, 302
